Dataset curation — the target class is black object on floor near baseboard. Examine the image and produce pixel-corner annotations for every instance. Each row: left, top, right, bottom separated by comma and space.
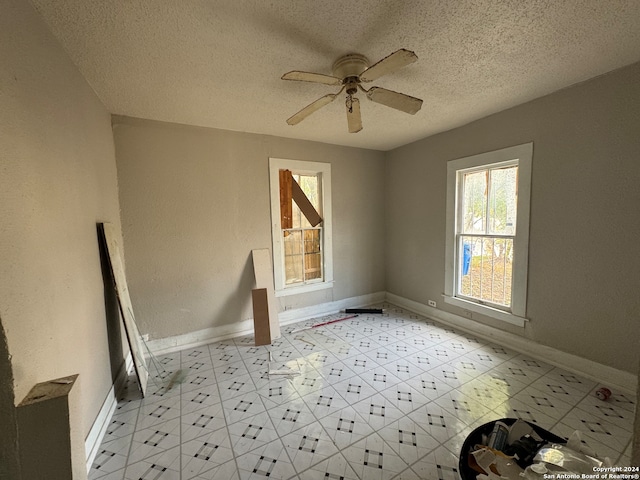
344, 308, 384, 314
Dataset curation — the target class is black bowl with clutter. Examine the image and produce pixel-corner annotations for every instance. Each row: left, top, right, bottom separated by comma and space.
458, 418, 566, 480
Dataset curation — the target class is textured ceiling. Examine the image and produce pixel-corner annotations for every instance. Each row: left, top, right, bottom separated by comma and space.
31, 0, 640, 151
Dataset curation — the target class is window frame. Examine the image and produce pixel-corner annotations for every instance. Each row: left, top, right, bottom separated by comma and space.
269, 157, 333, 296
444, 143, 533, 327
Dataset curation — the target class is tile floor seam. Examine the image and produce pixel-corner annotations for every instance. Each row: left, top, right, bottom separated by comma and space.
258, 385, 299, 478
210, 343, 239, 480
122, 396, 141, 477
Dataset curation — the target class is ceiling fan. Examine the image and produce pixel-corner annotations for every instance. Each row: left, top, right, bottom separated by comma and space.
281, 48, 423, 133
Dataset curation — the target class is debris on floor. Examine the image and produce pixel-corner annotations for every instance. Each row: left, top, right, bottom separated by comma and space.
267, 351, 300, 377
290, 314, 358, 333
344, 308, 384, 314
461, 419, 612, 480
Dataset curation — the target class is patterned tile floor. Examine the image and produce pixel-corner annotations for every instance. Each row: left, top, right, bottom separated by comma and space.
89, 304, 636, 480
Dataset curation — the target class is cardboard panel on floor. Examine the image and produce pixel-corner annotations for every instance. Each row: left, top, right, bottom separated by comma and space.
251, 248, 281, 343
251, 288, 272, 346
99, 222, 148, 396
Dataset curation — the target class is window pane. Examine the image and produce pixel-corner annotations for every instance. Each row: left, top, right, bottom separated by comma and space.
283, 229, 323, 284
283, 230, 303, 284
292, 174, 320, 229
488, 166, 518, 235
459, 235, 513, 307
304, 229, 322, 280
461, 171, 487, 234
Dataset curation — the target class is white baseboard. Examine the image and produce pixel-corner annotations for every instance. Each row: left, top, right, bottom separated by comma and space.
277, 291, 386, 325
386, 292, 637, 395
147, 291, 386, 356
148, 319, 256, 356
85, 388, 117, 471
85, 352, 132, 472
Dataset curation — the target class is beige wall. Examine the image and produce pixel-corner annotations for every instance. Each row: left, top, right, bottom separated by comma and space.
386, 62, 640, 374
0, 0, 122, 477
0, 320, 20, 480
112, 117, 386, 340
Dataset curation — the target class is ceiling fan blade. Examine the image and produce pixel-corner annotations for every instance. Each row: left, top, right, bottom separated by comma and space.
359, 49, 418, 82
282, 71, 342, 86
286, 94, 337, 125
366, 86, 423, 115
346, 97, 362, 133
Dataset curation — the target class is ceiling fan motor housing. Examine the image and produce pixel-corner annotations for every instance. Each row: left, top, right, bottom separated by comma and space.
332, 54, 370, 81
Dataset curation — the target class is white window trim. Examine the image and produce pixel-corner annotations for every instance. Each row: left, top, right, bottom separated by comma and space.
269, 157, 333, 296
443, 143, 533, 328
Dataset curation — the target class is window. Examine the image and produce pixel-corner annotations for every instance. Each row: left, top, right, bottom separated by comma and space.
444, 143, 532, 327
269, 158, 333, 295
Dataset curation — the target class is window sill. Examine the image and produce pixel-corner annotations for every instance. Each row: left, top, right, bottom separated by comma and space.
275, 281, 334, 297
442, 295, 528, 328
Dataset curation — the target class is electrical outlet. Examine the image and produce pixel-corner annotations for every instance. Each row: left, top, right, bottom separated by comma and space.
428, 300, 437, 308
